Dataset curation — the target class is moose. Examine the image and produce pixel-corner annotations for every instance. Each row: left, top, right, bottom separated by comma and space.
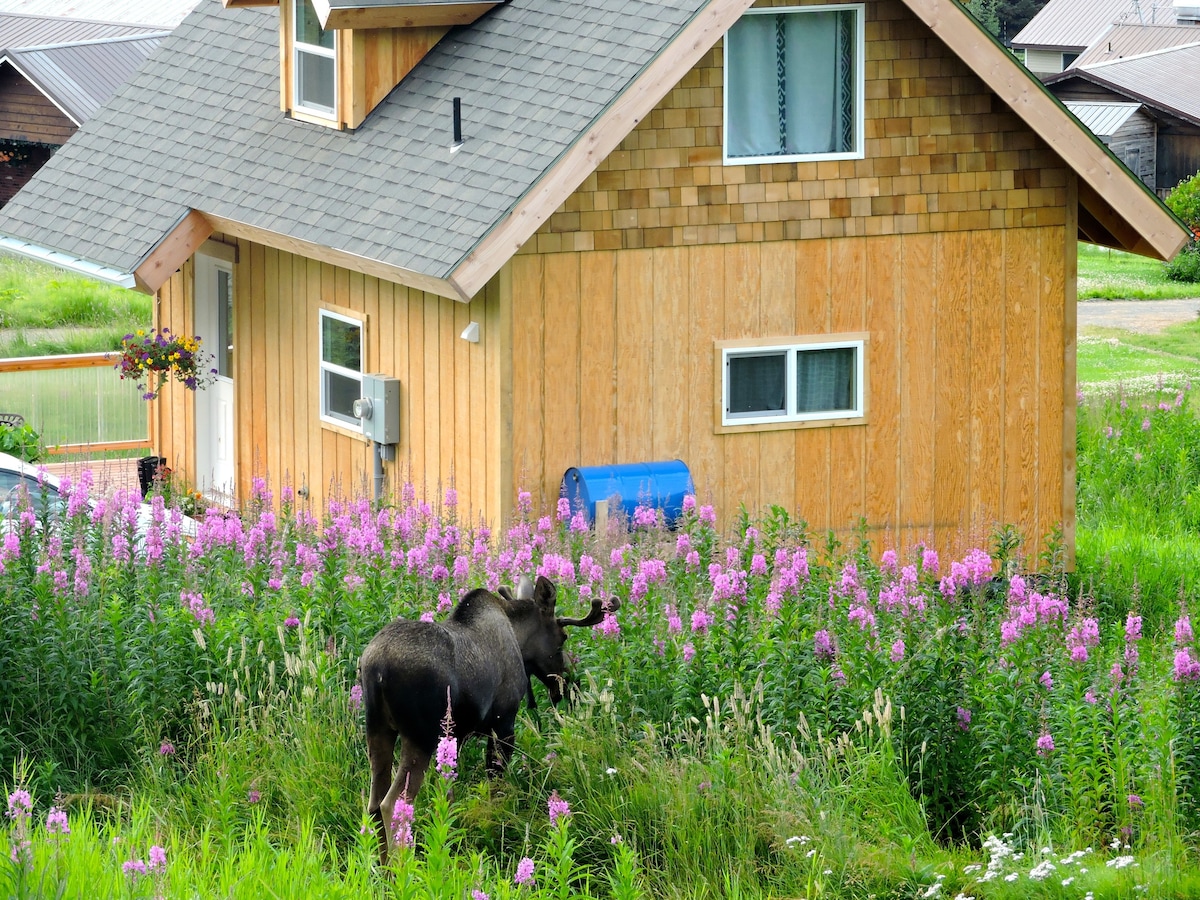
359, 574, 615, 860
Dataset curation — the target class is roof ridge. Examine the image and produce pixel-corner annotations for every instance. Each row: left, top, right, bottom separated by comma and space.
6, 31, 168, 53
1080, 38, 1200, 67
0, 10, 164, 30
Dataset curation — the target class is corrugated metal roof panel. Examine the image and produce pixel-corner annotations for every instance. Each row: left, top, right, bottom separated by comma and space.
0, 11, 157, 47
0, 0, 196, 29
1074, 42, 1200, 123
7, 33, 164, 123
1064, 100, 1142, 136
1074, 22, 1200, 66
1014, 0, 1140, 50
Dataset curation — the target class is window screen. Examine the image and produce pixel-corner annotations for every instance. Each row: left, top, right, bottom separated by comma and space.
728, 352, 787, 416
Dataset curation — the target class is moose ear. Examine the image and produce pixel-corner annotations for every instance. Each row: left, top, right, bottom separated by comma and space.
497, 586, 516, 604
533, 575, 557, 612
515, 575, 535, 602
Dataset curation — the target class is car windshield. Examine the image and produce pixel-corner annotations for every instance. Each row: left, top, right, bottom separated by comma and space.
0, 471, 61, 516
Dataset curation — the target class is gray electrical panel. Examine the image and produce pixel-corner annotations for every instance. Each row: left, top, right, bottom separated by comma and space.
355, 374, 400, 444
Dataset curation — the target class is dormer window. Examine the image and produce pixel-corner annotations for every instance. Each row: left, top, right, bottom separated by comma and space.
294, 0, 336, 118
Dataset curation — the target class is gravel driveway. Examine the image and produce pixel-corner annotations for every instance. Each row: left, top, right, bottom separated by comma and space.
1077, 298, 1200, 333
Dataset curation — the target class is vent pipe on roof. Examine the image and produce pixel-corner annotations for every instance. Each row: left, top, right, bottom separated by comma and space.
452, 97, 464, 152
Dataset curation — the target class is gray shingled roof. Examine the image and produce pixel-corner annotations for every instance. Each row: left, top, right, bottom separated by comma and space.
0, 0, 705, 282
5, 33, 165, 124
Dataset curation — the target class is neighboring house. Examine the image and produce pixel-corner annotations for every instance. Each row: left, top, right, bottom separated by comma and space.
1048, 42, 1200, 194
1011, 0, 1199, 77
1063, 101, 1156, 187
0, 0, 1190, 563
0, 1, 198, 29
0, 14, 165, 203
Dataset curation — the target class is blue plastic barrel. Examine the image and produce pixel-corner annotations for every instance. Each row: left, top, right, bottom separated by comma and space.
560, 460, 694, 529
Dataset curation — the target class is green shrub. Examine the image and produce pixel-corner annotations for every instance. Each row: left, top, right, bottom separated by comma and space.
1166, 170, 1200, 233
1166, 242, 1200, 283
0, 421, 41, 462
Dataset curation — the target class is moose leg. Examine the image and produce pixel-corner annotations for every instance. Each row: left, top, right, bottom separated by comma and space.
486, 719, 517, 777
366, 730, 398, 863
378, 742, 431, 859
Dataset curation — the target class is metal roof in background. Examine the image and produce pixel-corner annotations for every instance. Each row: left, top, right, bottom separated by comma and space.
1073, 22, 1200, 66
5, 33, 165, 124
1052, 42, 1200, 126
0, 0, 197, 29
0, 11, 157, 46
1063, 100, 1143, 137
1014, 0, 1142, 49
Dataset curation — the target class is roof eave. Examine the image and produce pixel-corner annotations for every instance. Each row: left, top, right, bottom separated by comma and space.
904, 0, 1190, 261
0, 234, 137, 289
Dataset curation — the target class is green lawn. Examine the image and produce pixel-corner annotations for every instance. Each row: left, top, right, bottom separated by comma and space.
1078, 241, 1200, 299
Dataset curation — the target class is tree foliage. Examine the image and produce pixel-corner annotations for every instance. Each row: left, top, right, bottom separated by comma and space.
960, 0, 1048, 40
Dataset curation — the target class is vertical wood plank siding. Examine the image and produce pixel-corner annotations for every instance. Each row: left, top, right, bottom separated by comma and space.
507, 0, 1073, 556
153, 242, 503, 523
510, 230, 1066, 557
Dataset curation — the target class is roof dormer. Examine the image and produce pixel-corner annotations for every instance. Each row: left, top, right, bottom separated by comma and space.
224, 0, 503, 130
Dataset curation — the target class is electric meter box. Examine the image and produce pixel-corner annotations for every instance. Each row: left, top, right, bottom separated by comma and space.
360, 374, 400, 445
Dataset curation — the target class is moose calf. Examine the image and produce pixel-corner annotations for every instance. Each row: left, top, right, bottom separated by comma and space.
359, 575, 614, 860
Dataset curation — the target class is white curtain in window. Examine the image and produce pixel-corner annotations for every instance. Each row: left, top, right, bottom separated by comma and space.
796, 348, 855, 413
727, 10, 853, 158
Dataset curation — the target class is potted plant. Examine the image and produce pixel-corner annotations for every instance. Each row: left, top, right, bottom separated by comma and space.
114, 328, 217, 400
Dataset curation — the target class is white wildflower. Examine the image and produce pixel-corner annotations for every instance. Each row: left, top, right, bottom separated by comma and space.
1106, 856, 1137, 870
1004, 873, 1019, 882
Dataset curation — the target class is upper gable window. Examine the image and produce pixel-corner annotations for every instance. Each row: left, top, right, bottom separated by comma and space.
294, 0, 336, 118
724, 4, 865, 164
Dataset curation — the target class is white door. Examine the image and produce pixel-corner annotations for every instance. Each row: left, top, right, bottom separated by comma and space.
194, 254, 236, 504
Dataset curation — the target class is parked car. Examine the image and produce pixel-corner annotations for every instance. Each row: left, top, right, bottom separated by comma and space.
0, 451, 198, 539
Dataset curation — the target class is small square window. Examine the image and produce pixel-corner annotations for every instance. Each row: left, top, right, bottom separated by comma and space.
724, 5, 864, 164
320, 309, 363, 429
720, 337, 865, 428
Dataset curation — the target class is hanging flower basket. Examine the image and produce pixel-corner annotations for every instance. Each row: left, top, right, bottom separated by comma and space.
114, 328, 217, 400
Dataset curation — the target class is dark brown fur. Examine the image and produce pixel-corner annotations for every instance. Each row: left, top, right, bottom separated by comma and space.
359, 575, 614, 861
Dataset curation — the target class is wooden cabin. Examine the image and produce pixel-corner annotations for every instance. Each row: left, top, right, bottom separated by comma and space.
0, 0, 1189, 563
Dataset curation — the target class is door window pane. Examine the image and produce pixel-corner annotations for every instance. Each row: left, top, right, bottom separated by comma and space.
217, 269, 233, 379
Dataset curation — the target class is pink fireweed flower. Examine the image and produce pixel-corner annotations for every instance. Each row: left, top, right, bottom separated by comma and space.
1175, 648, 1200, 681
420, 610, 435, 623
556, 496, 571, 522
682, 642, 695, 663
391, 797, 415, 848
349, 684, 363, 712
122, 859, 148, 879
1177, 614, 1194, 645
1066, 617, 1100, 664
1040, 670, 1053, 690
445, 487, 458, 509
515, 856, 536, 885
548, 791, 571, 828
472, 892, 490, 900
699, 504, 716, 525
682, 494, 696, 513
880, 548, 898, 573
248, 790, 261, 804
596, 613, 620, 637
284, 612, 300, 628
956, 707, 971, 731
518, 491, 532, 513
750, 553, 767, 577
437, 700, 457, 779
1036, 732, 1055, 756
45, 806, 69, 836
148, 845, 167, 871
666, 605, 682, 634
814, 629, 835, 661
1142, 418, 1152, 431
1085, 689, 1098, 704
159, 740, 175, 756
7, 789, 31, 819
1128, 793, 1143, 808
890, 639, 905, 663
921, 547, 939, 575
1125, 613, 1142, 644
691, 608, 714, 634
